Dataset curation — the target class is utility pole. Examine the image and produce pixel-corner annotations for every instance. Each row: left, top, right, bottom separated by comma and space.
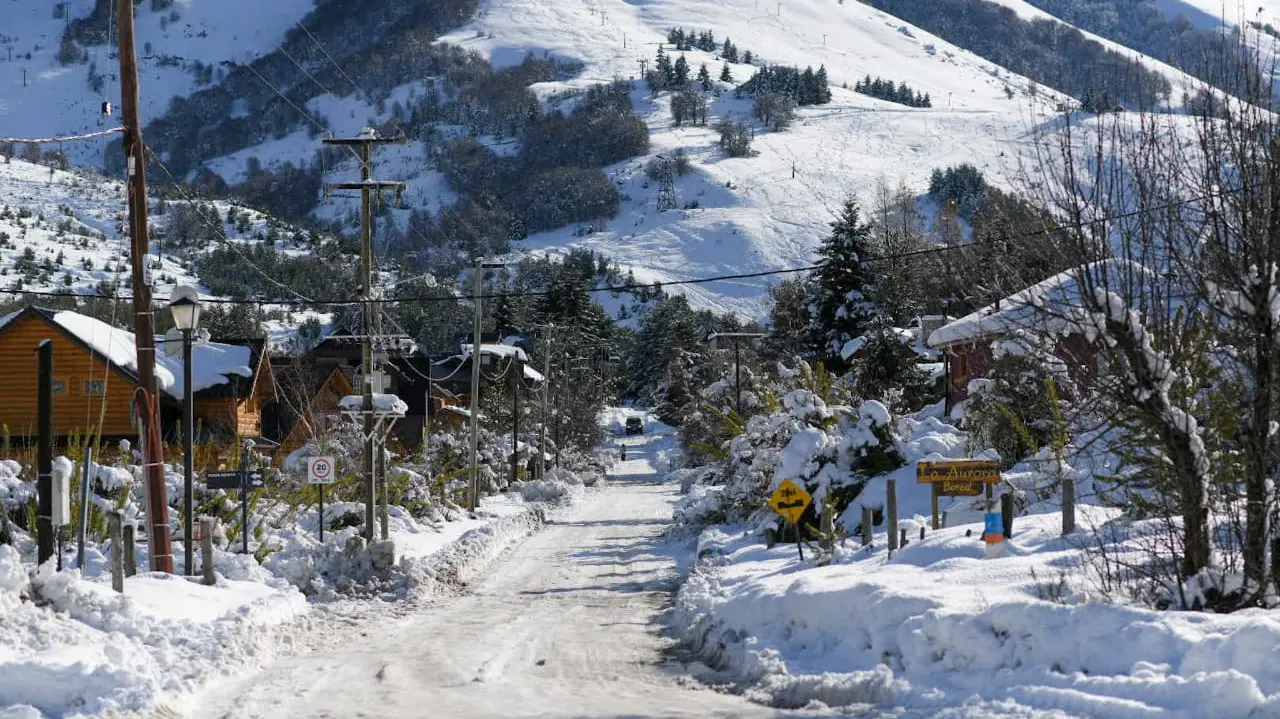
118, 0, 173, 574
511, 355, 520, 486
323, 129, 404, 542
468, 259, 484, 511
539, 325, 552, 480
36, 340, 53, 566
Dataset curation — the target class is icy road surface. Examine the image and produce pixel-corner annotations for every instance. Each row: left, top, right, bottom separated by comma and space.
189, 433, 794, 719
184, 429, 1072, 719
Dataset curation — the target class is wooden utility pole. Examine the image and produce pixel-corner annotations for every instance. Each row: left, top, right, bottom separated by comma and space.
36, 340, 53, 566
323, 129, 404, 542
118, 0, 173, 574
511, 356, 521, 486
539, 326, 552, 480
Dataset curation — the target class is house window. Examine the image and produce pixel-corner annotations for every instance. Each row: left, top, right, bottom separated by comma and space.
51, 379, 67, 395
83, 379, 106, 396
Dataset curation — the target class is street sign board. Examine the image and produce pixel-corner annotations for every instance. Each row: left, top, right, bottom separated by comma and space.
917, 460, 1000, 484
307, 456, 336, 485
206, 470, 265, 490
937, 480, 984, 496
768, 479, 812, 525
206, 471, 242, 490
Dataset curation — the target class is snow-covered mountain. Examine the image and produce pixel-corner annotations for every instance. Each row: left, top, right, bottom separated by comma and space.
1, 0, 1274, 316
0, 155, 332, 343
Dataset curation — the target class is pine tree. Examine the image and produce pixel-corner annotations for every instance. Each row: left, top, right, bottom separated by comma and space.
743, 50, 754, 64
720, 62, 733, 83
697, 63, 713, 91
808, 198, 878, 362
801, 67, 817, 105
815, 65, 831, 103
656, 46, 674, 89
722, 38, 738, 63
674, 54, 690, 87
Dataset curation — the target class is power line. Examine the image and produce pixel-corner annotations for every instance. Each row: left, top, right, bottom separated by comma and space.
1, 177, 1233, 308
143, 145, 318, 303
237, 60, 332, 139
0, 127, 124, 144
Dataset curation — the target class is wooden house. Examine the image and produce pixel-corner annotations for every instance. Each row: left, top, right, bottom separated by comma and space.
160, 335, 275, 442
0, 306, 271, 442
266, 364, 356, 464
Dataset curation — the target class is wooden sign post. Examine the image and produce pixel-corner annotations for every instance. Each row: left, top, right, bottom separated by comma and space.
917, 460, 1001, 531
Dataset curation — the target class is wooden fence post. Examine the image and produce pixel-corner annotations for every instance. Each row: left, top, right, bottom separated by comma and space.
122, 522, 137, 577
200, 516, 216, 586
1062, 478, 1076, 534
861, 506, 873, 547
1001, 492, 1015, 539
109, 511, 124, 593
886, 479, 898, 552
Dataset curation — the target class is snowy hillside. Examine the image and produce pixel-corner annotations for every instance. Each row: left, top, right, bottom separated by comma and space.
0, 157, 198, 296
1, 0, 1269, 316
0, 156, 333, 343
0, 0, 316, 166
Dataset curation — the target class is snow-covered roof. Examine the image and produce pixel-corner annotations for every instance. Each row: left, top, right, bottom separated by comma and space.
459, 343, 528, 362
523, 364, 545, 383
442, 405, 473, 419
339, 393, 408, 417
159, 341, 254, 396
927, 260, 1151, 348
46, 310, 178, 391
0, 308, 259, 398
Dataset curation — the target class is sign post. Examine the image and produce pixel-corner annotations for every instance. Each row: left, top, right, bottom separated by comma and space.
917, 460, 1001, 534
205, 468, 265, 553
307, 457, 336, 542
768, 479, 813, 560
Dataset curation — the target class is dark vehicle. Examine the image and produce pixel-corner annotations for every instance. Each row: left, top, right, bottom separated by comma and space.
625, 417, 644, 435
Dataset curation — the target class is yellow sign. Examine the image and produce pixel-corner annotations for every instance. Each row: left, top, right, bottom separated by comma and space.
768, 479, 813, 524
917, 460, 1001, 485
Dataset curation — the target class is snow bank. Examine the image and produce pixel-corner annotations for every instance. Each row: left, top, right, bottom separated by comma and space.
0, 546, 307, 719
0, 457, 596, 718
674, 512, 1280, 717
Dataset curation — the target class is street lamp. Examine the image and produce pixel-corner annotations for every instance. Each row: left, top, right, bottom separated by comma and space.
169, 287, 201, 576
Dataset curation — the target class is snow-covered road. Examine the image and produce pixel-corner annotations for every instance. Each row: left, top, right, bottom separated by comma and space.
184, 432, 800, 719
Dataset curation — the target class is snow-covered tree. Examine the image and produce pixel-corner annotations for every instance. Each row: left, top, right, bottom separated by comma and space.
807, 198, 877, 365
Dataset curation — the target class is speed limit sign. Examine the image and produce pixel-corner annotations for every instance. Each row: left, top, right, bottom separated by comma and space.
307, 456, 336, 485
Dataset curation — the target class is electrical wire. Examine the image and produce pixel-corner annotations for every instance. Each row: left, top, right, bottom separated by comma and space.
143, 145, 318, 303
237, 61, 332, 139
2, 182, 1237, 308
0, 127, 124, 144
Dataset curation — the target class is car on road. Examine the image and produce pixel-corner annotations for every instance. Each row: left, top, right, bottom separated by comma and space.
625, 417, 644, 435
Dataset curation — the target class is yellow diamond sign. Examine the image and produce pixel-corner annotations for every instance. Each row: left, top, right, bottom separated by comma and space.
768, 479, 812, 524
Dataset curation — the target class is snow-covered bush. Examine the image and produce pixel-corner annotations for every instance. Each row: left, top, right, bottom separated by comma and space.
674, 358, 906, 538
963, 330, 1077, 468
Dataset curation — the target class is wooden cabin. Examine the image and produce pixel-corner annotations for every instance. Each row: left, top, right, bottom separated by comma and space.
0, 306, 271, 442
268, 364, 356, 465
161, 337, 275, 443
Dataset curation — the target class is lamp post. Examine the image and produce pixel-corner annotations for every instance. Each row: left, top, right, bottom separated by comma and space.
169, 288, 201, 576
